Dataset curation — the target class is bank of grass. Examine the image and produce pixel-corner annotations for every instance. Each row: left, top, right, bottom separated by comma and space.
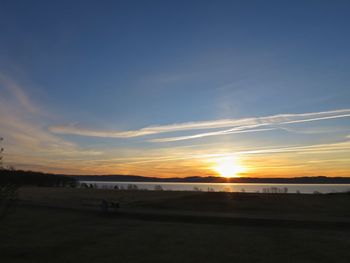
1, 205, 350, 263
1, 187, 350, 262
18, 187, 350, 218
133, 190, 350, 218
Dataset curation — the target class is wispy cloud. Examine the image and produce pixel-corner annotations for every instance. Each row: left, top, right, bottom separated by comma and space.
49, 118, 257, 138
0, 74, 101, 170
115, 138, 350, 166
49, 109, 350, 142
2, 73, 349, 176
150, 109, 350, 142
0, 74, 41, 115
149, 128, 276, 142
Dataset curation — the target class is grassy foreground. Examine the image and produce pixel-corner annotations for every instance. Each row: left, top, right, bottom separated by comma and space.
1, 187, 350, 263
17, 186, 350, 218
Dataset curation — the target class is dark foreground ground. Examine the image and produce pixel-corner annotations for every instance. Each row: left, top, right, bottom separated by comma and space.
1, 187, 350, 263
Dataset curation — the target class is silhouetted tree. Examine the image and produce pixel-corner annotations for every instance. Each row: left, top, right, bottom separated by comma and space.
0, 138, 18, 219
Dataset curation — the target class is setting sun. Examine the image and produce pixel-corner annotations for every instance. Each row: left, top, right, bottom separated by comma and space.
211, 157, 247, 178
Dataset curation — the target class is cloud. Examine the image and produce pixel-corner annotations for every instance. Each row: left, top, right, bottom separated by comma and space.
49, 109, 350, 142
2, 75, 349, 176
49, 118, 255, 138
151, 111, 350, 142
149, 128, 276, 142
0, 74, 41, 115
80, 138, 350, 172
0, 74, 100, 169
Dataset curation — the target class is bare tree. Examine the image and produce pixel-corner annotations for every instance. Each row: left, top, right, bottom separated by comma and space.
0, 137, 3, 169
0, 137, 18, 219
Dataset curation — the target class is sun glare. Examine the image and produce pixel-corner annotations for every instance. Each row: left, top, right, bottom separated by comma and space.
212, 157, 247, 178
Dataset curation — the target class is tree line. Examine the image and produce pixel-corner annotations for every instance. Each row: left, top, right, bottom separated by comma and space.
0, 169, 77, 187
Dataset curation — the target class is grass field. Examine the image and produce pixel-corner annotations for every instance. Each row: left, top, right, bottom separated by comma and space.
1, 187, 350, 263
17, 186, 350, 218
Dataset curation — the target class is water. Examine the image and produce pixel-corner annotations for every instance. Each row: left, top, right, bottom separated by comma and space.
80, 181, 350, 194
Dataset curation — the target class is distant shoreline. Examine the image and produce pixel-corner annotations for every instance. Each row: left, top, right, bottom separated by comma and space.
2, 169, 350, 185
74, 175, 350, 184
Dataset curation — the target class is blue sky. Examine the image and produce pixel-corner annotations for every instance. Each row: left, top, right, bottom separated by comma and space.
0, 0, 349, 176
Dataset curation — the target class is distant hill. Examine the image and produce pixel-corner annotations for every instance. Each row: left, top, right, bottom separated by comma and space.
75, 174, 350, 184
2, 169, 349, 184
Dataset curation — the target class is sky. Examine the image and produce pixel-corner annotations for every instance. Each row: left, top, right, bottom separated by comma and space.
0, 0, 349, 177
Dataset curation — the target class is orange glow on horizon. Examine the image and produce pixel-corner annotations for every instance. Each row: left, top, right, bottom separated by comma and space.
211, 156, 247, 178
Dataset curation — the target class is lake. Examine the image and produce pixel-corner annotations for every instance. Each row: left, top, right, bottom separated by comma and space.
80, 181, 350, 194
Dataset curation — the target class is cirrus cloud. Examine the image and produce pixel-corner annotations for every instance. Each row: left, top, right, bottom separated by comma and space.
49, 108, 350, 142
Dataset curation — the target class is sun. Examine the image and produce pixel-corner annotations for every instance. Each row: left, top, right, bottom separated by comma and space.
211, 157, 247, 178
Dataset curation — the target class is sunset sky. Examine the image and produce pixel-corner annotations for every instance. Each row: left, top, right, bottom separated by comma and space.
0, 0, 349, 177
